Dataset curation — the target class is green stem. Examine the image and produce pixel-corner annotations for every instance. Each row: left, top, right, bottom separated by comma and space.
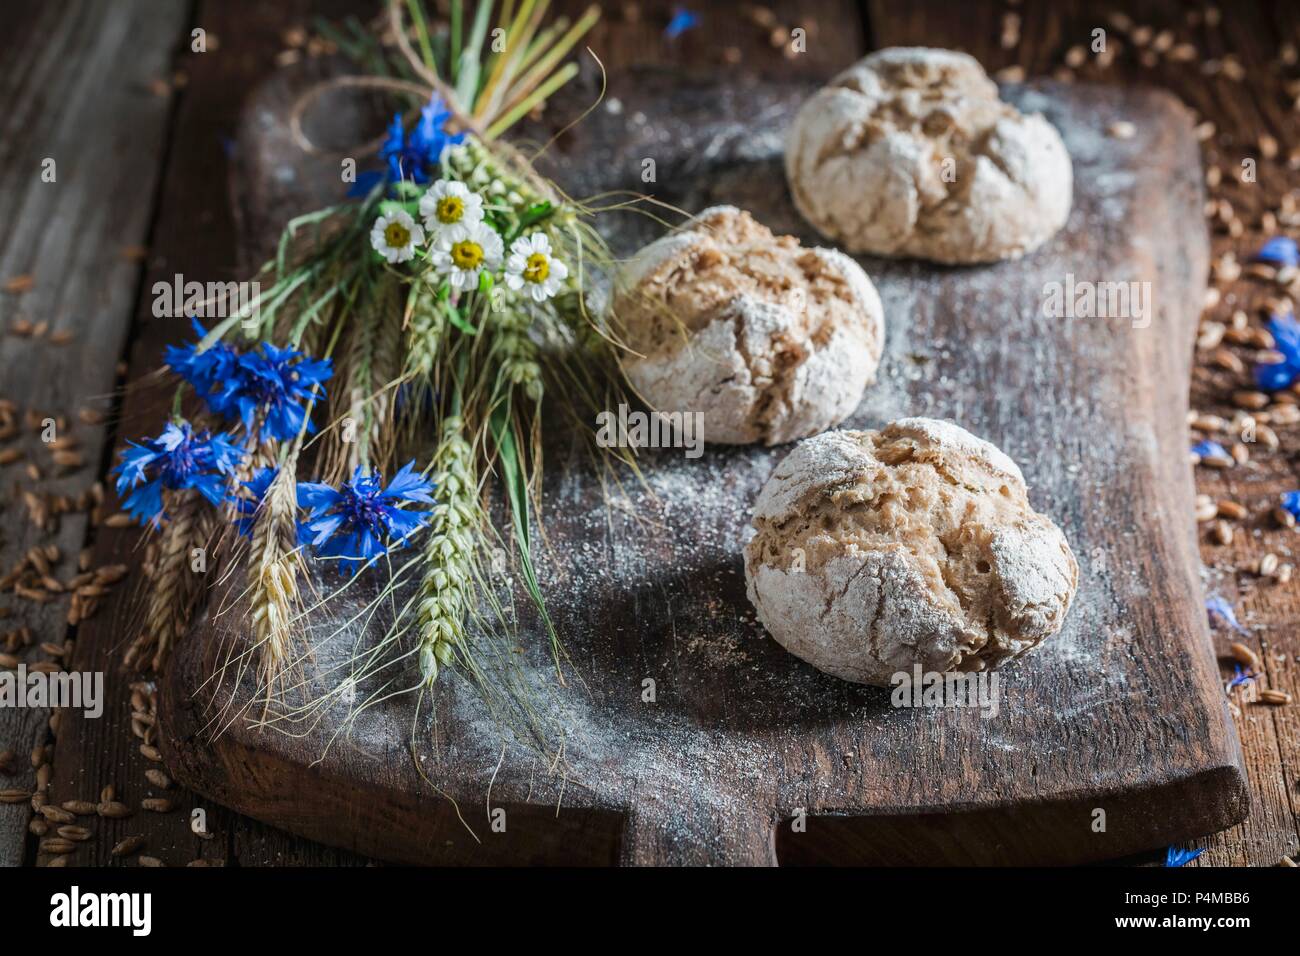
406, 0, 437, 76
456, 0, 495, 107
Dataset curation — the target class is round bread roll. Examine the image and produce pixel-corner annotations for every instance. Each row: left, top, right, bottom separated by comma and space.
613, 206, 885, 446
785, 47, 1072, 264
744, 418, 1078, 685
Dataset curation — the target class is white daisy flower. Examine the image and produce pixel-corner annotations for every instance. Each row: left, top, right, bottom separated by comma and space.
418, 179, 484, 234
503, 233, 569, 302
431, 221, 504, 290
369, 210, 424, 264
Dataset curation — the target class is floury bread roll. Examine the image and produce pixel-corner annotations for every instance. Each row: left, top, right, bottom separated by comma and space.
612, 206, 885, 446
785, 48, 1072, 264
744, 419, 1078, 685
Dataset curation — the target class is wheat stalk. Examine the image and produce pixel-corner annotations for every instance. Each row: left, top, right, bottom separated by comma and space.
367, 279, 404, 471
403, 281, 446, 381
127, 490, 217, 673
322, 277, 404, 483
339, 312, 377, 478
319, 320, 357, 484
492, 306, 544, 404
247, 459, 303, 690
415, 414, 480, 684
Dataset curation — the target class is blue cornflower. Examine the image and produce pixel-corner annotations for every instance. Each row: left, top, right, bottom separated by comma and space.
1254, 235, 1299, 269
413, 96, 462, 161
349, 95, 465, 197
1281, 490, 1300, 522
217, 344, 333, 442
166, 325, 331, 442
165, 318, 239, 401
1255, 311, 1300, 391
230, 466, 279, 537
664, 8, 699, 39
113, 421, 243, 526
1164, 846, 1204, 867
297, 460, 436, 572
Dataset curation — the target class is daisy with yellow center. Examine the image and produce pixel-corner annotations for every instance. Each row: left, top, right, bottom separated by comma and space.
504, 233, 568, 302
418, 179, 484, 235
369, 210, 424, 264
431, 221, 503, 290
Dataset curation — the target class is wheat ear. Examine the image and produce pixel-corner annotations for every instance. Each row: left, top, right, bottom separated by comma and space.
127, 490, 216, 673
366, 279, 404, 471
492, 306, 543, 403
247, 460, 303, 689
403, 281, 446, 381
323, 279, 404, 482
416, 415, 479, 684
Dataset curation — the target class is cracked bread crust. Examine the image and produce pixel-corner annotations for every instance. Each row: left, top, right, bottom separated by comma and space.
785, 47, 1073, 264
613, 206, 885, 446
744, 419, 1078, 685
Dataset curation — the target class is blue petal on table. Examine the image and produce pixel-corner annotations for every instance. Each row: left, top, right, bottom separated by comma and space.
664, 8, 699, 39
1256, 311, 1300, 390
1164, 846, 1204, 867
1205, 595, 1249, 635
1254, 235, 1299, 268
1281, 489, 1300, 520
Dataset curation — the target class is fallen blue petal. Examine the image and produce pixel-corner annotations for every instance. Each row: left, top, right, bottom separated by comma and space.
664, 8, 699, 39
1255, 311, 1300, 390
1269, 312, 1300, 360
1255, 235, 1299, 268
1225, 663, 1255, 692
1191, 439, 1228, 459
1256, 358, 1298, 391
1206, 595, 1249, 635
1164, 846, 1204, 867
1282, 490, 1300, 521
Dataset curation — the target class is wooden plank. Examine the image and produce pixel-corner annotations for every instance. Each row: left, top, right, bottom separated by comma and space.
867, 0, 1300, 871
0, 0, 189, 867
561, 0, 865, 79
160, 60, 1244, 864
41, 0, 375, 868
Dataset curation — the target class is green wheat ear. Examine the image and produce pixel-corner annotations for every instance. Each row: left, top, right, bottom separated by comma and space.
416, 413, 480, 685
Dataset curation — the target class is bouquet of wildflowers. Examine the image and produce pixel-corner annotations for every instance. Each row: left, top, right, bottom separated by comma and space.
114, 0, 628, 711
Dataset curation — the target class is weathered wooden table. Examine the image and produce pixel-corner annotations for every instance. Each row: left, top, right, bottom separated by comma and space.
2, 0, 1298, 866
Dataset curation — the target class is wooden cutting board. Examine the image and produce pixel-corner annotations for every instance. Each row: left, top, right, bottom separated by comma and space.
158, 64, 1248, 865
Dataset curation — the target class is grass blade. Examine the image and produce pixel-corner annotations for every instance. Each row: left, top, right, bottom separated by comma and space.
486, 63, 578, 139
489, 401, 561, 676
405, 0, 437, 76
455, 0, 495, 108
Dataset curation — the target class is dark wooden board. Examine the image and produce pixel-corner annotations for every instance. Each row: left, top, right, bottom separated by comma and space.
156, 59, 1247, 865
0, 0, 191, 867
